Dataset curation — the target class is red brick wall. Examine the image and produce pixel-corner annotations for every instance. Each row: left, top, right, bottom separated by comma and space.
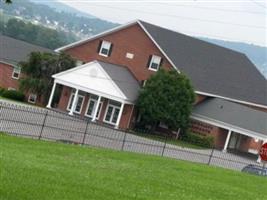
238, 136, 263, 153
0, 62, 45, 106
119, 104, 134, 129
190, 119, 228, 149
58, 86, 72, 110
0, 62, 20, 90
64, 24, 173, 82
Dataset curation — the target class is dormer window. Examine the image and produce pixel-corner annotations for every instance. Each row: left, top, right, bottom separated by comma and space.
148, 55, 162, 71
98, 40, 112, 57
12, 66, 21, 79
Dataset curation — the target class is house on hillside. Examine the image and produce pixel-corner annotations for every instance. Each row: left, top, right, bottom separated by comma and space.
47, 20, 267, 157
0, 35, 54, 104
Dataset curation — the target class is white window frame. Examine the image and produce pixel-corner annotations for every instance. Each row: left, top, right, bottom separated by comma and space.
85, 97, 103, 120
148, 55, 161, 71
103, 102, 121, 125
99, 40, 111, 57
12, 66, 21, 79
28, 94, 37, 104
67, 93, 85, 114
76, 60, 84, 66
8, 87, 16, 91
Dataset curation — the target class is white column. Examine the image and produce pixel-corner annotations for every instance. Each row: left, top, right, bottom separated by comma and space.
46, 82, 57, 108
223, 130, 232, 152
92, 95, 101, 122
115, 102, 124, 129
69, 88, 79, 115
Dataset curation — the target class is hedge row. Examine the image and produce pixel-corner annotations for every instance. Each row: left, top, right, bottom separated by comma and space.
181, 131, 214, 148
0, 87, 25, 102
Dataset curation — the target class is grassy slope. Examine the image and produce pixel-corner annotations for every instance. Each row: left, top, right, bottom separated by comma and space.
0, 134, 266, 200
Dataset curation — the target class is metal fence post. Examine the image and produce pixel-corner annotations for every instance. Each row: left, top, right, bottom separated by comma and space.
121, 130, 127, 151
161, 135, 168, 157
39, 110, 48, 140
0, 102, 2, 132
208, 147, 215, 165
82, 120, 90, 145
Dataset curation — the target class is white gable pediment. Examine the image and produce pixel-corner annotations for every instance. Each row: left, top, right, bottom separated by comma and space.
52, 61, 127, 101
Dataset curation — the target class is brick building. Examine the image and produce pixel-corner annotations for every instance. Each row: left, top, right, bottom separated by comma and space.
46, 20, 267, 155
0, 35, 53, 104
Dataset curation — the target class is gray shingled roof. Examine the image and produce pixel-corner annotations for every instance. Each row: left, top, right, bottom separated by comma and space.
0, 35, 54, 65
98, 61, 140, 102
192, 98, 267, 136
140, 21, 267, 107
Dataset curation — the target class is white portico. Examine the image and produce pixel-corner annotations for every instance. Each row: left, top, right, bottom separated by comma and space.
47, 60, 140, 129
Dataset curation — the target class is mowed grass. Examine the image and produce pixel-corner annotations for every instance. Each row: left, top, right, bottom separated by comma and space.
0, 134, 266, 200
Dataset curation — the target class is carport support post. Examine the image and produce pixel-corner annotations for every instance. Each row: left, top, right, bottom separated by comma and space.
69, 88, 79, 115
223, 130, 232, 153
115, 102, 124, 129
46, 82, 57, 108
92, 95, 101, 122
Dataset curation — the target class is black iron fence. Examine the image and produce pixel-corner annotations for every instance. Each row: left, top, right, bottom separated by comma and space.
0, 101, 263, 171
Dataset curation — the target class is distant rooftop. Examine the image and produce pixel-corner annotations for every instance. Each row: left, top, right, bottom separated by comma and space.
0, 35, 54, 65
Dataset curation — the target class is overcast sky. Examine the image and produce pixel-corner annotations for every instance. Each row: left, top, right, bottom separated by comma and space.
57, 0, 266, 47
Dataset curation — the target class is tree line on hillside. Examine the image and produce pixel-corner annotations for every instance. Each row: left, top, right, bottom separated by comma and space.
0, 18, 77, 49
0, 0, 118, 37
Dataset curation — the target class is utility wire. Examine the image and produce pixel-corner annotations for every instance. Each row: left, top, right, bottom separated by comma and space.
250, 0, 267, 9
88, 4, 265, 29
154, 2, 265, 15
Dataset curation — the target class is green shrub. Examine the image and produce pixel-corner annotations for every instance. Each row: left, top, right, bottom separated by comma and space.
0, 87, 6, 95
1, 90, 25, 101
181, 131, 214, 148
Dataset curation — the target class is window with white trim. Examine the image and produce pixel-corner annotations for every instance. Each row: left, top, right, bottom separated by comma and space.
148, 55, 161, 71
67, 93, 85, 114
12, 66, 21, 79
28, 94, 37, 104
99, 40, 112, 57
76, 60, 84, 66
104, 101, 121, 125
85, 95, 103, 119
8, 87, 16, 91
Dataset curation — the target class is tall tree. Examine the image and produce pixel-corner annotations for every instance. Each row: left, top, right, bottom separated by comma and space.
137, 69, 195, 132
19, 52, 76, 104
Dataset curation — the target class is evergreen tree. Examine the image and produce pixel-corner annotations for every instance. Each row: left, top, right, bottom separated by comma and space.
137, 69, 195, 132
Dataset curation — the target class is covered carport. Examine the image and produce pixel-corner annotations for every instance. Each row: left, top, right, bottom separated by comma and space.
191, 98, 267, 160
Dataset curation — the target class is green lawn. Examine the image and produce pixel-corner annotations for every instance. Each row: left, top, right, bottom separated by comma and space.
0, 133, 266, 200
